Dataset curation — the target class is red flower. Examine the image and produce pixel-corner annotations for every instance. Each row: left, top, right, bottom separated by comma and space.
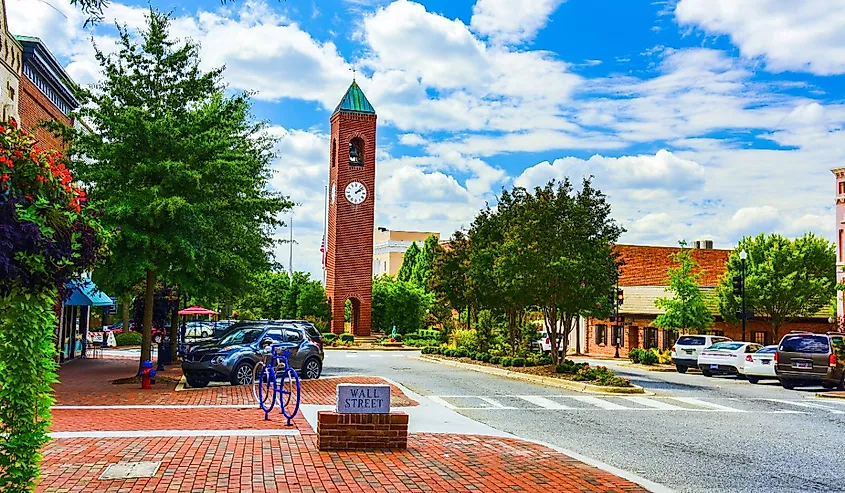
0, 174, 8, 181
25, 194, 33, 200
8, 118, 16, 129
15, 150, 23, 159
0, 125, 5, 132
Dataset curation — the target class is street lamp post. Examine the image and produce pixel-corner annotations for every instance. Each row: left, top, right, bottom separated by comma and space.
739, 250, 748, 341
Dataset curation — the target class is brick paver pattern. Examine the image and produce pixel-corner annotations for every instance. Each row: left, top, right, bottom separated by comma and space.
39, 434, 647, 493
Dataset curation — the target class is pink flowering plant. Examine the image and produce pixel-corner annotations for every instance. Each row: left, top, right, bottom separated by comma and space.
0, 118, 111, 492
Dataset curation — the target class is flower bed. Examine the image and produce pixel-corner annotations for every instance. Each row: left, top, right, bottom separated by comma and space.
422, 347, 631, 388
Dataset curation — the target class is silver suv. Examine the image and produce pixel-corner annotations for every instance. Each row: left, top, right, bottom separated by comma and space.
671, 334, 732, 373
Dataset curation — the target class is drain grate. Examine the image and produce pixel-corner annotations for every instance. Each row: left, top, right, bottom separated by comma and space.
99, 461, 161, 480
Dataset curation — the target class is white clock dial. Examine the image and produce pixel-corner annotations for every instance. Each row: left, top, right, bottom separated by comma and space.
345, 181, 367, 205
331, 183, 336, 204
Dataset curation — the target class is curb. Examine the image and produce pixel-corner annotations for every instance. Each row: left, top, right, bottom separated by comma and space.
617, 363, 677, 373
323, 346, 421, 352
816, 392, 845, 399
418, 356, 646, 394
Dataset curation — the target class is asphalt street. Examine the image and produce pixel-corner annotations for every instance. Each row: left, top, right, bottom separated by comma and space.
323, 350, 845, 493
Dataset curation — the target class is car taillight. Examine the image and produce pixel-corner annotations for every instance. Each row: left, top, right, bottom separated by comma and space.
774, 352, 778, 363
746, 355, 753, 362
671, 346, 676, 353
545, 338, 549, 344
830, 353, 837, 367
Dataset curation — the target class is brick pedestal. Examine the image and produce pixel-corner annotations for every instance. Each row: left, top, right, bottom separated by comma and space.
317, 411, 408, 451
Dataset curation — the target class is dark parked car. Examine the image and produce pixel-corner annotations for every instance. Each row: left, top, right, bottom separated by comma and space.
182, 323, 324, 388
775, 332, 845, 390
211, 320, 324, 349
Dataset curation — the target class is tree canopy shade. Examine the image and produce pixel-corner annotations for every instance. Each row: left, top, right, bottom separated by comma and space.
716, 233, 835, 341
60, 10, 291, 366
372, 276, 432, 335
653, 242, 714, 336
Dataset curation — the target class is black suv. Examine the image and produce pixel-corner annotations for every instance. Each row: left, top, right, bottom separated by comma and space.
182, 323, 324, 388
775, 332, 845, 390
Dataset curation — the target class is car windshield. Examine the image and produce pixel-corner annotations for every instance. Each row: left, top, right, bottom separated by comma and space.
756, 346, 777, 354
708, 342, 743, 351
676, 336, 705, 346
219, 328, 264, 346
780, 335, 830, 353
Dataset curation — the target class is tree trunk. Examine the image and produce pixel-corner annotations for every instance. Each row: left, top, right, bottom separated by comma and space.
543, 305, 560, 365
558, 314, 573, 359
121, 293, 130, 339
575, 317, 581, 355
169, 294, 179, 361
140, 268, 156, 369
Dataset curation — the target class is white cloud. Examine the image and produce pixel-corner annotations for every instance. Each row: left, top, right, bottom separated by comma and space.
470, 0, 565, 44
398, 133, 426, 146
675, 0, 845, 75
7, 0, 82, 56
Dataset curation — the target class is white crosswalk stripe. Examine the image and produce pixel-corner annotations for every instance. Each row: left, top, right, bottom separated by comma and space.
568, 395, 631, 410
424, 394, 845, 414
517, 395, 573, 409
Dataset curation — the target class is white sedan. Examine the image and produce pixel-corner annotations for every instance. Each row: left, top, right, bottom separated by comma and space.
739, 345, 778, 384
698, 342, 764, 377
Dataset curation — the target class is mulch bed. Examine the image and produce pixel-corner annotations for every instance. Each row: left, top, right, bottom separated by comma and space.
428, 355, 632, 387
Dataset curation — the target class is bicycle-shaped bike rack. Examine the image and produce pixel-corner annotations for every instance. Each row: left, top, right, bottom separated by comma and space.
253, 344, 301, 425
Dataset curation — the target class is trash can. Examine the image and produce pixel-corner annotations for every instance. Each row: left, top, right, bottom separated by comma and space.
157, 340, 172, 366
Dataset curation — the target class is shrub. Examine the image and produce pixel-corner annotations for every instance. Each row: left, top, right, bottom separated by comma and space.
628, 348, 644, 363
501, 357, 513, 367
555, 359, 588, 374
480, 353, 491, 363
115, 331, 143, 346
538, 354, 553, 366
653, 348, 673, 364
421, 347, 433, 355
639, 349, 659, 365
323, 333, 338, 345
453, 329, 479, 353
512, 357, 526, 367
339, 333, 354, 344
569, 364, 632, 387
489, 356, 501, 365
419, 329, 439, 339
454, 349, 468, 358
469, 352, 478, 360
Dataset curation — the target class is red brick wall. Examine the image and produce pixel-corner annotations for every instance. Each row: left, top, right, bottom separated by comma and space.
18, 75, 71, 151
585, 316, 835, 358
326, 111, 377, 336
615, 245, 731, 287
316, 411, 408, 451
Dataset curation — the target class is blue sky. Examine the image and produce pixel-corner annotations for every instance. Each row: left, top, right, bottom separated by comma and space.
12, 0, 845, 278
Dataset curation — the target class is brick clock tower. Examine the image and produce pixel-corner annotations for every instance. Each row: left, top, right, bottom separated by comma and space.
326, 81, 377, 336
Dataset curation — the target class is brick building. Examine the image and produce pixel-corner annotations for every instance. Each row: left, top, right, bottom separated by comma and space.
373, 227, 440, 277
15, 35, 78, 150
585, 243, 831, 358
0, 0, 22, 121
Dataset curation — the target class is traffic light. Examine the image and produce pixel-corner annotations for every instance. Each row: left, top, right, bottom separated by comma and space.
617, 289, 624, 306
608, 292, 615, 307
732, 276, 743, 296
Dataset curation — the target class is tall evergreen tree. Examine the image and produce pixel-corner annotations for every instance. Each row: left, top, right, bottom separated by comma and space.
397, 241, 421, 282
411, 235, 439, 288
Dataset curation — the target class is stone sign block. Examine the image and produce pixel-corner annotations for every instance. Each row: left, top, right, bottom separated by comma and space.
336, 384, 390, 414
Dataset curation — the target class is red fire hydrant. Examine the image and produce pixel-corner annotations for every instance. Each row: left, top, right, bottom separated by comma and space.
139, 359, 157, 389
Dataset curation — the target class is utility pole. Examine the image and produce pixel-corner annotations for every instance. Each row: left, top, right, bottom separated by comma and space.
289, 214, 294, 278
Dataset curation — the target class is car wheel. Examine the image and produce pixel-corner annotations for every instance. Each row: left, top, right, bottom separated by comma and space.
302, 357, 322, 380
201, 331, 209, 338
676, 365, 688, 374
186, 374, 209, 388
835, 375, 845, 391
702, 369, 713, 377
230, 361, 255, 386
822, 381, 834, 390
747, 376, 759, 384
781, 379, 796, 390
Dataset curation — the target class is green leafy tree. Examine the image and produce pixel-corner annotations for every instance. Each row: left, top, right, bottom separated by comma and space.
283, 272, 311, 319
716, 233, 835, 341
653, 241, 714, 338
296, 280, 332, 321
411, 235, 439, 288
234, 270, 289, 319
502, 179, 623, 364
62, 11, 290, 368
371, 276, 432, 335
430, 231, 471, 329
397, 241, 421, 282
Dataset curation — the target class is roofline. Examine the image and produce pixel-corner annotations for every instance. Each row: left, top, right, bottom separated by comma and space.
14, 34, 79, 110
615, 243, 733, 252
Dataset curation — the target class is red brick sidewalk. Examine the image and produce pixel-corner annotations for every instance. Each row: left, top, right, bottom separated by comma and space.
40, 357, 650, 493
39, 434, 647, 493
54, 358, 417, 406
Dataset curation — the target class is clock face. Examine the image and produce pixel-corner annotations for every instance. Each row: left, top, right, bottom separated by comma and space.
345, 181, 367, 205
331, 183, 336, 204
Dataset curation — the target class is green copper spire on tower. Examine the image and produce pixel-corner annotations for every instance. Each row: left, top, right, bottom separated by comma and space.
333, 81, 376, 115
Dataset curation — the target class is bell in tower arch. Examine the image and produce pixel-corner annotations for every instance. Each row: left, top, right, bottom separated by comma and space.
349, 138, 363, 166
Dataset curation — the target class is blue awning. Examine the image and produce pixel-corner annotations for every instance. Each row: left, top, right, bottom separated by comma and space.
64, 280, 114, 307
